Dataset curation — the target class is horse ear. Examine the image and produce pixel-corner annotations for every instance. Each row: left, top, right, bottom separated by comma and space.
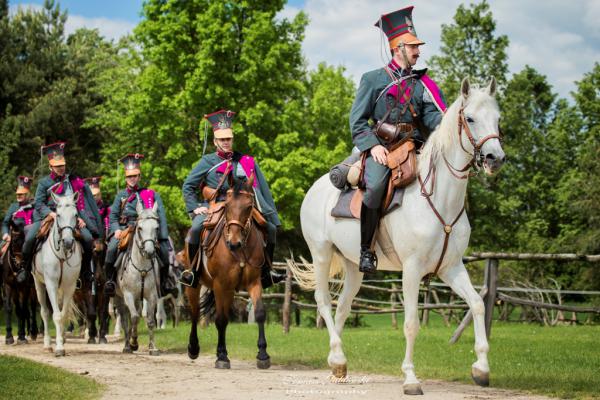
72, 191, 79, 204
461, 77, 471, 99
152, 201, 158, 213
136, 199, 144, 215
487, 76, 497, 96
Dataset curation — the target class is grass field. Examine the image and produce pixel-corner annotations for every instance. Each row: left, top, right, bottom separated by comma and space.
1, 310, 598, 399
0, 354, 104, 400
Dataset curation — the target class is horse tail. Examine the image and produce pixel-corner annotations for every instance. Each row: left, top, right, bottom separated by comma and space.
287, 253, 345, 292
63, 296, 84, 326
199, 288, 216, 319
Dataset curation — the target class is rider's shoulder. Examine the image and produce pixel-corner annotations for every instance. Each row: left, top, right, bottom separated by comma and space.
361, 67, 390, 83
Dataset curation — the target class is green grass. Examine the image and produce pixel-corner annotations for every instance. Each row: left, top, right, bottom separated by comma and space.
0, 355, 104, 400
140, 313, 600, 399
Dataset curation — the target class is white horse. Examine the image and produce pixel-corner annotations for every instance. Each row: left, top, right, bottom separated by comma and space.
114, 202, 161, 355
32, 192, 82, 356
290, 78, 505, 395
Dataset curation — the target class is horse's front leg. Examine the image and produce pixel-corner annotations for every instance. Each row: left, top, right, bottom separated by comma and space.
214, 285, 232, 369
86, 289, 98, 344
146, 292, 159, 356
33, 279, 51, 350
248, 281, 270, 369
4, 285, 14, 344
185, 285, 201, 359
98, 292, 109, 344
401, 265, 424, 395
123, 290, 139, 351
16, 290, 29, 344
439, 262, 490, 386
29, 289, 38, 341
44, 279, 66, 357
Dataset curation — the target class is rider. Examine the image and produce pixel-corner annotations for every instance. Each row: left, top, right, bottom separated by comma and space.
180, 109, 285, 288
22, 142, 102, 283
2, 176, 35, 281
350, 6, 446, 274
85, 176, 110, 239
102, 154, 176, 297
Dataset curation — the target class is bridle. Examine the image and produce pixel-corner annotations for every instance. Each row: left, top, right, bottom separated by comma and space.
224, 189, 255, 249
441, 105, 502, 180
134, 213, 160, 259
51, 206, 78, 260
419, 101, 502, 283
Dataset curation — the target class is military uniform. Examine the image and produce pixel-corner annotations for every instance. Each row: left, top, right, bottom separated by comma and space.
103, 154, 174, 297
181, 109, 283, 288
85, 176, 110, 238
350, 6, 446, 273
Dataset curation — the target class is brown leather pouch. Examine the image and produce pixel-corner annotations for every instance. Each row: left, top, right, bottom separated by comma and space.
375, 121, 415, 144
252, 208, 267, 228
118, 226, 134, 251
36, 215, 54, 239
203, 202, 226, 230
387, 139, 417, 188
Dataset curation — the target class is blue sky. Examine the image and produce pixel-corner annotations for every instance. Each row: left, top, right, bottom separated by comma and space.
10, 0, 600, 100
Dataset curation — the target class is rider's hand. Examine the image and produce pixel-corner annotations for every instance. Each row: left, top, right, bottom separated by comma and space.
371, 145, 389, 165
77, 218, 86, 229
2, 233, 9, 241
114, 229, 123, 239
193, 207, 208, 216
49, 212, 57, 219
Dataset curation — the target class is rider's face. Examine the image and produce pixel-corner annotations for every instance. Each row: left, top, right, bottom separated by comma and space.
16, 193, 27, 203
394, 44, 421, 68
214, 137, 234, 152
126, 174, 140, 188
51, 164, 66, 176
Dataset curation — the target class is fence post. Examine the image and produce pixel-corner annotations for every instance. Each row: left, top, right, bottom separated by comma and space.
391, 283, 398, 329
484, 258, 499, 338
282, 263, 293, 333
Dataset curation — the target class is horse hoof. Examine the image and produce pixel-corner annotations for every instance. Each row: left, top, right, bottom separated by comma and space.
98, 337, 108, 344
149, 349, 160, 356
30, 336, 38, 342
471, 367, 490, 387
55, 349, 66, 357
330, 364, 347, 379
403, 383, 424, 395
123, 348, 133, 354
130, 343, 139, 351
187, 344, 199, 360
215, 360, 231, 369
257, 358, 271, 369
5, 337, 14, 345
17, 338, 28, 345
87, 337, 97, 344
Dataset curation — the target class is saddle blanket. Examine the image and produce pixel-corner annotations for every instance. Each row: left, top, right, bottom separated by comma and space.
330, 188, 404, 219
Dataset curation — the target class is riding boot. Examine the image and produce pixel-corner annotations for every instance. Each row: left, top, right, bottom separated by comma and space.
261, 243, 285, 289
16, 252, 32, 284
80, 249, 93, 283
359, 203, 380, 274
180, 242, 199, 287
103, 261, 116, 297
159, 262, 178, 298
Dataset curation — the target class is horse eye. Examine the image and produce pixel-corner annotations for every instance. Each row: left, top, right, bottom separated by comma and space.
466, 116, 475, 123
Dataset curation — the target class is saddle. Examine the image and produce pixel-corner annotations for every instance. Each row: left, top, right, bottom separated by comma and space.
36, 215, 54, 239
118, 225, 134, 251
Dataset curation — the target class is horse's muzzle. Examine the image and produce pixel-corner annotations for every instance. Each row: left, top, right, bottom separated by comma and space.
63, 237, 74, 250
226, 241, 242, 252
483, 152, 505, 175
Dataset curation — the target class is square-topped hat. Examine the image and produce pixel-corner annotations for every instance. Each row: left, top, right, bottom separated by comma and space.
375, 6, 424, 49
85, 176, 102, 196
16, 175, 33, 195
120, 153, 144, 177
42, 142, 67, 167
205, 109, 236, 139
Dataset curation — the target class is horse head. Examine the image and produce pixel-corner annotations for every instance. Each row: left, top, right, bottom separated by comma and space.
458, 77, 506, 175
9, 221, 25, 263
224, 176, 255, 251
135, 201, 159, 259
51, 191, 79, 251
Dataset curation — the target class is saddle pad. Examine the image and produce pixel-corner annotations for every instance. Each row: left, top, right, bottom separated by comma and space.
331, 187, 405, 219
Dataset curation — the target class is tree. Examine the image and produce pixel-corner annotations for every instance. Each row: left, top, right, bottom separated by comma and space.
428, 0, 509, 97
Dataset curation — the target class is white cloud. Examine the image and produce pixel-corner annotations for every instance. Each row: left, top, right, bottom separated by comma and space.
9, 3, 135, 42
284, 0, 600, 100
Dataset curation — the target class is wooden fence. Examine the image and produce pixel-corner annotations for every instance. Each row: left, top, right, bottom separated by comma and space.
239, 252, 600, 341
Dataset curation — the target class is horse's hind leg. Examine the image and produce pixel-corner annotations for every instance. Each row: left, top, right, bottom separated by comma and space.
248, 282, 270, 369
115, 297, 132, 353
123, 291, 139, 351
86, 290, 98, 344
146, 294, 159, 356
439, 262, 490, 386
401, 263, 424, 395
4, 286, 14, 344
29, 290, 38, 341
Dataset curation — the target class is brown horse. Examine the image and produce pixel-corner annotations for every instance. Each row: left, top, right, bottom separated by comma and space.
2, 223, 38, 344
72, 241, 110, 343
186, 177, 270, 369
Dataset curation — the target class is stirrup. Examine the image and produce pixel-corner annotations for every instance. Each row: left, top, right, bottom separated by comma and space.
179, 270, 195, 287
104, 280, 116, 297
359, 250, 378, 274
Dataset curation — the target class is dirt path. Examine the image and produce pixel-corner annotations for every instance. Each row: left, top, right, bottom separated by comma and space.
1, 336, 550, 400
